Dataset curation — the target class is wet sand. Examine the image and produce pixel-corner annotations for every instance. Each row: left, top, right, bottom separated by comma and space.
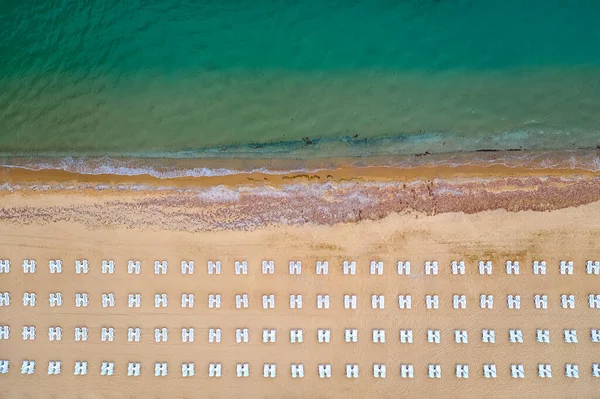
1, 165, 600, 398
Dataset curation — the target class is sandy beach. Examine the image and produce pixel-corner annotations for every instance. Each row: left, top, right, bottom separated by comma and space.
1, 163, 600, 398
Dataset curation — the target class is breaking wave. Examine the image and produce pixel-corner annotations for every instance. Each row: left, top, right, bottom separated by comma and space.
1, 148, 600, 180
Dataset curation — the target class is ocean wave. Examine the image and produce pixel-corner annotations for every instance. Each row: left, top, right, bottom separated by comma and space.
0, 156, 322, 178
1, 149, 600, 180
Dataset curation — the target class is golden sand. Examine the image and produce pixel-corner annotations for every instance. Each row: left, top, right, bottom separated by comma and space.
1, 165, 600, 398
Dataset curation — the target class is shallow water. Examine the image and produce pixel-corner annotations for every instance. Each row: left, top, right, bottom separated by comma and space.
1, 0, 599, 159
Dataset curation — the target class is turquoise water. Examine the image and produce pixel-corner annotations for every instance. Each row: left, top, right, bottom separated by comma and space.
1, 0, 599, 160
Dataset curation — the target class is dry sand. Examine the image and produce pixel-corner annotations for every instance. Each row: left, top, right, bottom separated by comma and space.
1, 165, 600, 398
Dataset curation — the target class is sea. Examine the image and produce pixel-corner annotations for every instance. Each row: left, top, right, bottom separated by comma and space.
1, 0, 599, 176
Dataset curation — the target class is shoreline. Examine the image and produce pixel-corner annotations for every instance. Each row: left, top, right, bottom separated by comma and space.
1, 152, 600, 232
1, 148, 599, 184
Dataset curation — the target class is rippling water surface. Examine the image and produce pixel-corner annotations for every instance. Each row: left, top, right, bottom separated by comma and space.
1, 0, 599, 160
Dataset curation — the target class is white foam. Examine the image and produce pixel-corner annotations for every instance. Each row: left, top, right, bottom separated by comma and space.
0, 156, 320, 179
3, 148, 600, 185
